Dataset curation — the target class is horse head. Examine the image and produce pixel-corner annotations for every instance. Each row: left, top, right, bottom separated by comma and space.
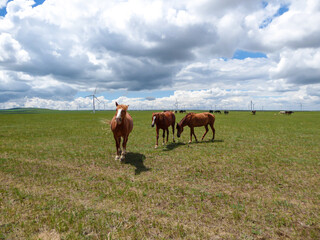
151, 113, 158, 127
115, 102, 129, 124
176, 122, 184, 138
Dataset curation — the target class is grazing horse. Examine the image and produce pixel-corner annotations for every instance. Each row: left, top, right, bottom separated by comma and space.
176, 112, 215, 143
110, 102, 133, 161
151, 111, 175, 148
224, 110, 229, 115
252, 110, 256, 115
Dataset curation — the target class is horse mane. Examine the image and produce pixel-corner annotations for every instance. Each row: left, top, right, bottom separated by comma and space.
179, 113, 194, 126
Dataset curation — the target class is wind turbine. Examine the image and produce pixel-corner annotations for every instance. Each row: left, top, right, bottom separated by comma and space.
174, 98, 179, 111
86, 88, 101, 113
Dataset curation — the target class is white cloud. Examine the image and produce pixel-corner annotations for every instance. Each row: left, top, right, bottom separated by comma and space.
0, 0, 319, 110
270, 48, 320, 84
0, 0, 8, 8
0, 33, 30, 63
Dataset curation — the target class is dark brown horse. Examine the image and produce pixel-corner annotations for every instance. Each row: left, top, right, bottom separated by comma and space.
151, 111, 175, 148
111, 102, 133, 161
176, 112, 215, 143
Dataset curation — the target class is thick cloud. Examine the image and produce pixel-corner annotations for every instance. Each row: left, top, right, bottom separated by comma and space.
270, 48, 320, 85
0, 0, 320, 110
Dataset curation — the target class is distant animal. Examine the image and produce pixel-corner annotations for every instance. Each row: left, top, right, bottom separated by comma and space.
252, 110, 256, 115
151, 111, 175, 148
279, 111, 286, 114
224, 110, 229, 115
110, 102, 133, 161
176, 112, 215, 143
214, 110, 221, 114
209, 110, 214, 113
179, 110, 186, 113
285, 111, 294, 115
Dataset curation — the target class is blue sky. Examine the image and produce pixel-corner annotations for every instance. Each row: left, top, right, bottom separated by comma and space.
260, 3, 289, 28
232, 50, 267, 60
1, 0, 320, 110
0, 0, 45, 16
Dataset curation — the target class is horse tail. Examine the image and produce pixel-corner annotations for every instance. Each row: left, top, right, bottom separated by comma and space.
172, 112, 176, 124
208, 113, 215, 125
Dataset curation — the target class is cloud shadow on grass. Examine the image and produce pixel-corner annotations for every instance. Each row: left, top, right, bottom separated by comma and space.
125, 152, 151, 175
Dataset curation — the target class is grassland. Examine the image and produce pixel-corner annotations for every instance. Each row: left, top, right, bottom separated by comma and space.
0, 109, 319, 239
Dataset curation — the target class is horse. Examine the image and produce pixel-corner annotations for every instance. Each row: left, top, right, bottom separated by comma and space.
252, 110, 256, 115
151, 111, 175, 148
224, 110, 229, 115
176, 112, 215, 143
110, 102, 133, 161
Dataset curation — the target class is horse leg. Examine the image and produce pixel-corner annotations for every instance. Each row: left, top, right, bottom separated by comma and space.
114, 135, 121, 160
166, 128, 169, 144
193, 128, 198, 142
155, 127, 159, 148
118, 137, 122, 155
172, 123, 175, 142
210, 123, 215, 142
189, 127, 193, 143
201, 125, 209, 141
121, 136, 128, 161
189, 127, 198, 143
162, 129, 165, 145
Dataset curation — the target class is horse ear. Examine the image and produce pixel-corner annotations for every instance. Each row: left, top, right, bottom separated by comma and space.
115, 102, 118, 106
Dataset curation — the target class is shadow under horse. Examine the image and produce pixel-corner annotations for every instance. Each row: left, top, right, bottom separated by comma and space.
163, 142, 185, 151
125, 152, 151, 175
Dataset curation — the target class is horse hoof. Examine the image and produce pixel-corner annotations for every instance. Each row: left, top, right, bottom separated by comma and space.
120, 154, 125, 161
188, 140, 192, 143
115, 155, 120, 161
155, 145, 158, 149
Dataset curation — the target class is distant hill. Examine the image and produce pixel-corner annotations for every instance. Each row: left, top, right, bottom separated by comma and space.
0, 108, 59, 114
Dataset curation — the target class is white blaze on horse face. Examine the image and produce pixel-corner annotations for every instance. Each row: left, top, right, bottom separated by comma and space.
152, 116, 156, 126
116, 108, 123, 122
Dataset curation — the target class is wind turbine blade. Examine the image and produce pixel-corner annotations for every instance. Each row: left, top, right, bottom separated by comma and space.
95, 97, 101, 103
94, 87, 97, 94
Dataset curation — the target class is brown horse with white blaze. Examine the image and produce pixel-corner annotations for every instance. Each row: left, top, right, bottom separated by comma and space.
111, 102, 133, 161
176, 112, 215, 143
151, 111, 175, 148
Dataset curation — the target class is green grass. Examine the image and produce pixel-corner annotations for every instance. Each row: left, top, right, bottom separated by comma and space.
1, 110, 320, 239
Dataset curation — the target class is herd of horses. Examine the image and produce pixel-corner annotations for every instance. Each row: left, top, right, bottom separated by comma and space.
111, 102, 295, 161
111, 102, 216, 161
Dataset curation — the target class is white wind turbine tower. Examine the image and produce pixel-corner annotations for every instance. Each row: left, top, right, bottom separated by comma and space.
86, 88, 101, 113
174, 98, 179, 111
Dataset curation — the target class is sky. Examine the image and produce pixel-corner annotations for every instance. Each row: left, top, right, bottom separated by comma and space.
0, 0, 320, 111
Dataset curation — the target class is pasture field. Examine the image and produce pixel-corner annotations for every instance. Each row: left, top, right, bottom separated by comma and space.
0, 109, 320, 239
